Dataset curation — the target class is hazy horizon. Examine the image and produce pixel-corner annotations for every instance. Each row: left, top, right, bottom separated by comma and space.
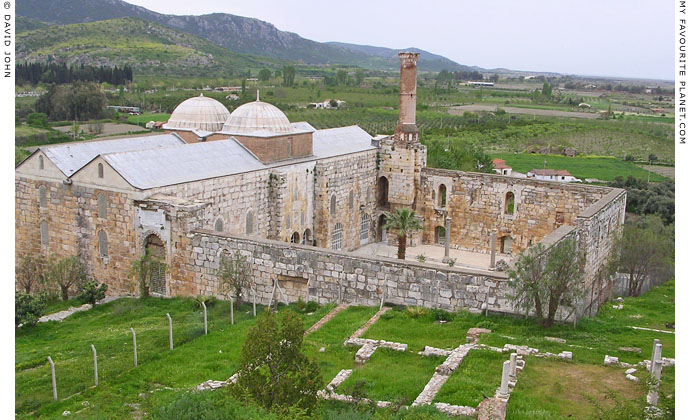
120, 0, 672, 80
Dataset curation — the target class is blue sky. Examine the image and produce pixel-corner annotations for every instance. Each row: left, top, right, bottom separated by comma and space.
126, 0, 673, 80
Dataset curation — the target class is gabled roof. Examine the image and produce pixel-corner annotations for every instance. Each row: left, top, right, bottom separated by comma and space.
38, 134, 186, 177
529, 169, 572, 177
312, 125, 375, 158
492, 158, 511, 170
100, 138, 266, 190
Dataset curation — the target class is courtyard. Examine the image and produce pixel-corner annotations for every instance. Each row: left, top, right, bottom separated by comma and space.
353, 242, 514, 271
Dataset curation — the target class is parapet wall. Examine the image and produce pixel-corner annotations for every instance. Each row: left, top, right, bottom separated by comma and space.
175, 229, 516, 315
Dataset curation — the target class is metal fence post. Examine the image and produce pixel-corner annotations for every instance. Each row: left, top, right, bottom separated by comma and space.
47, 356, 57, 401
91, 344, 98, 386
201, 301, 208, 335
131, 328, 137, 367
166, 313, 173, 350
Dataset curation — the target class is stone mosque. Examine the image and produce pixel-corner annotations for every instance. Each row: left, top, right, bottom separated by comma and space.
15, 53, 626, 320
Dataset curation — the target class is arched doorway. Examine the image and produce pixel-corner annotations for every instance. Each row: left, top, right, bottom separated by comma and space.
435, 226, 446, 244
500, 236, 513, 254
144, 234, 166, 296
377, 214, 388, 242
290, 231, 300, 244
377, 176, 389, 207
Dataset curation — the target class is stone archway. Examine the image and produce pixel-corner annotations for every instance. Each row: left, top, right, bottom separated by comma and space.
377, 176, 389, 207
377, 214, 388, 243
290, 231, 300, 244
143, 233, 167, 296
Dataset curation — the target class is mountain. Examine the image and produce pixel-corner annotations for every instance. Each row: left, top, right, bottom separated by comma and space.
17, 0, 468, 72
17, 16, 52, 32
16, 17, 285, 76
326, 43, 475, 72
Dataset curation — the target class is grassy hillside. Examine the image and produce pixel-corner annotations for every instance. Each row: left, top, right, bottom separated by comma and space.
16, 17, 285, 76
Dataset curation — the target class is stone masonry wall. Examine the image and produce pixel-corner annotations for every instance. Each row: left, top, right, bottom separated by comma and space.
15, 177, 139, 295
419, 168, 611, 255
173, 229, 514, 315
313, 150, 378, 251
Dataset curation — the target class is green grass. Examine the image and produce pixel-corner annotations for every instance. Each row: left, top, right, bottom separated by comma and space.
15, 298, 332, 419
42, 298, 83, 315
506, 357, 645, 420
304, 306, 379, 382
493, 153, 668, 182
362, 308, 477, 351
433, 349, 506, 406
339, 348, 440, 404
127, 113, 171, 124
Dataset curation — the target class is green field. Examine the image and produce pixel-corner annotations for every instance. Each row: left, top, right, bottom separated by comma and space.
126, 113, 171, 125
16, 279, 674, 419
493, 153, 668, 182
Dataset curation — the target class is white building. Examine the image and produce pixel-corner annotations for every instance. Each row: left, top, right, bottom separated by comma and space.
527, 169, 580, 183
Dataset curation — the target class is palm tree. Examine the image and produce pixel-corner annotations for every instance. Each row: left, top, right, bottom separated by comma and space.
383, 207, 422, 260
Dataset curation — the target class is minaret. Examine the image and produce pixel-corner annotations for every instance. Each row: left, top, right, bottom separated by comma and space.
395, 52, 420, 144
377, 52, 427, 212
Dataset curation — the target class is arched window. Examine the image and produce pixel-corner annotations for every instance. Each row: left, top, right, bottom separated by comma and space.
39, 155, 44, 170
435, 226, 446, 244
505, 192, 515, 215
377, 176, 389, 207
286, 212, 291, 229
293, 189, 298, 201
287, 140, 292, 156
332, 223, 343, 250
40, 220, 48, 246
98, 230, 108, 257
360, 213, 370, 241
97, 194, 107, 219
214, 218, 223, 232
349, 190, 354, 210
246, 211, 254, 234
330, 194, 336, 215
302, 229, 312, 245
97, 163, 104, 178
300, 211, 305, 227
438, 184, 447, 207
366, 187, 371, 203
38, 185, 47, 208
290, 232, 300, 243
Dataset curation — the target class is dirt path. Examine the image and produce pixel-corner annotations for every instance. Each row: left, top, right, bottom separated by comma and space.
449, 104, 600, 119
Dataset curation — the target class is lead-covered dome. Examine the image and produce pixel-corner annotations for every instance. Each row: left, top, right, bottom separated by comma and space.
222, 100, 292, 134
164, 94, 230, 132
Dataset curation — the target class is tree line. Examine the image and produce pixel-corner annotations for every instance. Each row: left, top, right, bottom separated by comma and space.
16, 62, 133, 86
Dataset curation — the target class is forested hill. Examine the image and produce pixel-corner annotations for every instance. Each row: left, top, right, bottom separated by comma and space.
16, 18, 286, 76
17, 0, 470, 72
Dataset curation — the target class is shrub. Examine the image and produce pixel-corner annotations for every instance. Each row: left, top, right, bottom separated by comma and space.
193, 295, 217, 309
416, 254, 427, 263
231, 310, 322, 415
430, 308, 454, 322
76, 280, 107, 306
406, 306, 428, 319
15, 291, 46, 327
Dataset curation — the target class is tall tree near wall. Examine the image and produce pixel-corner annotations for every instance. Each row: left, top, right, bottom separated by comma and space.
383, 207, 422, 260
217, 250, 251, 306
46, 256, 87, 301
16, 254, 46, 295
606, 215, 673, 297
508, 238, 584, 328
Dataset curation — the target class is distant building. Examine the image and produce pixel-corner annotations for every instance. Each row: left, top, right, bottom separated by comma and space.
527, 169, 580, 183
467, 81, 494, 87
310, 99, 346, 109
492, 159, 512, 176
107, 105, 141, 114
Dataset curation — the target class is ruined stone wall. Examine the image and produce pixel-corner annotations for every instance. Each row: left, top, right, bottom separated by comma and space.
313, 150, 378, 251
419, 169, 611, 255
575, 188, 627, 315
15, 177, 139, 295
378, 137, 427, 208
174, 229, 514, 315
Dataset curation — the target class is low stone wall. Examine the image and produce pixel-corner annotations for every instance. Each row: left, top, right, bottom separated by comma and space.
180, 229, 514, 315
